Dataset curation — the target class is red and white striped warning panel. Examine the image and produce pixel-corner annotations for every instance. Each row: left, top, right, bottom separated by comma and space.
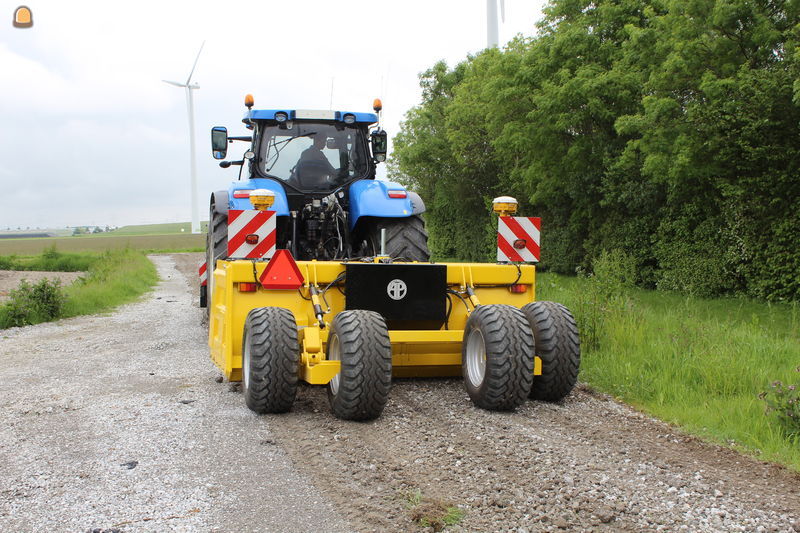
198, 261, 208, 286
497, 216, 541, 263
227, 209, 277, 259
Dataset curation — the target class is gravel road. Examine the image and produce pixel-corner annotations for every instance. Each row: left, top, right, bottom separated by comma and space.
1, 253, 798, 532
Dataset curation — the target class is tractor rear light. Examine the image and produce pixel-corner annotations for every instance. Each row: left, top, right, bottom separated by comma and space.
245, 234, 259, 245
343, 113, 356, 124
275, 112, 288, 122
387, 190, 407, 199
509, 284, 527, 294
233, 190, 254, 198
513, 238, 527, 249
238, 282, 258, 293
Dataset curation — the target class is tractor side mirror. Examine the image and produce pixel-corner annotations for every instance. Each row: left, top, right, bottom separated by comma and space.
211, 127, 228, 160
371, 129, 387, 163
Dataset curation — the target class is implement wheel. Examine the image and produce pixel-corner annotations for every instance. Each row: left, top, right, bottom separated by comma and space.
242, 307, 299, 414
522, 301, 581, 401
462, 304, 534, 411
327, 310, 392, 421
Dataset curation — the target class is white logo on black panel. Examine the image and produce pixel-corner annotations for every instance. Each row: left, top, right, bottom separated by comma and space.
387, 279, 407, 301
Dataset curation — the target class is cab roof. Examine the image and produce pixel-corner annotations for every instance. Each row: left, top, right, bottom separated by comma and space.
247, 109, 378, 124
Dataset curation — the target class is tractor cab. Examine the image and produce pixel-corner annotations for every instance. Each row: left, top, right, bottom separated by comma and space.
208, 97, 421, 264
212, 105, 387, 203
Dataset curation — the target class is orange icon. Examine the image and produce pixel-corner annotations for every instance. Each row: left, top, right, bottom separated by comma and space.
13, 6, 33, 28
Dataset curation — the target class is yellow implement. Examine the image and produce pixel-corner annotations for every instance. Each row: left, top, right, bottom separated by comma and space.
208, 259, 541, 384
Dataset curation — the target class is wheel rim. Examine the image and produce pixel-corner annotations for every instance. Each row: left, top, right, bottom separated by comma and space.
328, 333, 341, 395
243, 330, 252, 390
465, 328, 487, 388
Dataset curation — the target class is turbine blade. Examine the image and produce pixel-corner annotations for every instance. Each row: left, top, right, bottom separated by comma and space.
500, 0, 505, 23
186, 41, 205, 85
162, 80, 185, 87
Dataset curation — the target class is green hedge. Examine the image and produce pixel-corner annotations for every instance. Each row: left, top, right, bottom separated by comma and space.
390, 0, 800, 301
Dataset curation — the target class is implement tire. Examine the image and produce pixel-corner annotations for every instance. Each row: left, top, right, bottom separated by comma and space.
205, 195, 228, 319
327, 310, 392, 421
462, 304, 534, 411
361, 215, 430, 261
522, 301, 581, 402
242, 307, 299, 414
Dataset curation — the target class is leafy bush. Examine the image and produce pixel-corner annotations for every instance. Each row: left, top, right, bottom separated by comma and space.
760, 367, 800, 440
572, 249, 636, 349
390, 0, 800, 302
0, 248, 157, 329
0, 278, 66, 328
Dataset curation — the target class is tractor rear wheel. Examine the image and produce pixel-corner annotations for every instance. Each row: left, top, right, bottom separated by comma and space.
205, 198, 228, 318
360, 216, 430, 261
462, 304, 534, 411
521, 301, 581, 401
242, 307, 299, 414
327, 310, 392, 421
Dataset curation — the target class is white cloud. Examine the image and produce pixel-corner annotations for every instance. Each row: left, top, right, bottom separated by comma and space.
0, 0, 545, 228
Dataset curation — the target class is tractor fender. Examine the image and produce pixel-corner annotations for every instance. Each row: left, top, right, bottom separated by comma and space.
407, 191, 426, 215
211, 190, 229, 215
348, 180, 414, 230
228, 179, 290, 215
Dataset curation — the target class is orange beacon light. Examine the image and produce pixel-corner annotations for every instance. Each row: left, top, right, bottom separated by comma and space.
13, 6, 33, 28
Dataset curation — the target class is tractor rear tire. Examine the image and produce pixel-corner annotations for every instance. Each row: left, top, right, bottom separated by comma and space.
242, 307, 300, 414
521, 301, 581, 401
462, 304, 534, 411
362, 215, 430, 261
327, 310, 392, 421
205, 200, 228, 319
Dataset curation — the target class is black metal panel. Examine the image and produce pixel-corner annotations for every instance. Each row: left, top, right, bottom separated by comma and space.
345, 263, 446, 330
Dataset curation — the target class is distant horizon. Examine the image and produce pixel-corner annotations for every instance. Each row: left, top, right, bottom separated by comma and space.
1, 220, 209, 232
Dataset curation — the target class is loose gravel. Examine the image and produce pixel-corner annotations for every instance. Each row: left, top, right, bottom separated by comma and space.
1, 253, 798, 532
0, 254, 348, 532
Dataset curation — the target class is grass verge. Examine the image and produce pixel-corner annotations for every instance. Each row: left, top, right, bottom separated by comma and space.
61, 248, 158, 318
0, 248, 158, 328
537, 258, 800, 471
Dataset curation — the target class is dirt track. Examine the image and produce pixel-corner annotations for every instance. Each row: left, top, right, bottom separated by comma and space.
0, 270, 83, 302
1, 253, 798, 532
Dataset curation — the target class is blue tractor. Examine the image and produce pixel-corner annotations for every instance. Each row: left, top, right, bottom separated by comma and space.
204, 96, 429, 305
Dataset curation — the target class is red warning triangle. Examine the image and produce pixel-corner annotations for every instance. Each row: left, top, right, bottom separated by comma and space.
259, 249, 304, 289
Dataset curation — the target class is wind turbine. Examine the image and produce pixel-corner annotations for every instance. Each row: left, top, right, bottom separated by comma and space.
163, 42, 204, 234
487, 0, 506, 48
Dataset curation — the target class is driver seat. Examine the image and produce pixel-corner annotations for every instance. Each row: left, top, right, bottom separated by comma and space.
294, 160, 334, 190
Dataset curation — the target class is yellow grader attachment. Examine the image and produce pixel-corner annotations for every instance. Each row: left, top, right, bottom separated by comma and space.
208, 254, 581, 421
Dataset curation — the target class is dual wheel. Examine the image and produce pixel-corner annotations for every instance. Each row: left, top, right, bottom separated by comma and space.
241, 301, 580, 419
462, 302, 581, 410
242, 307, 391, 421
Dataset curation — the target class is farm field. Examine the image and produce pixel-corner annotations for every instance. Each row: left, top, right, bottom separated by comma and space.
109, 221, 209, 235
0, 233, 204, 254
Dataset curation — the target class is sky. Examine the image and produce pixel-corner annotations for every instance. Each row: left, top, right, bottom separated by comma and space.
0, 0, 545, 229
